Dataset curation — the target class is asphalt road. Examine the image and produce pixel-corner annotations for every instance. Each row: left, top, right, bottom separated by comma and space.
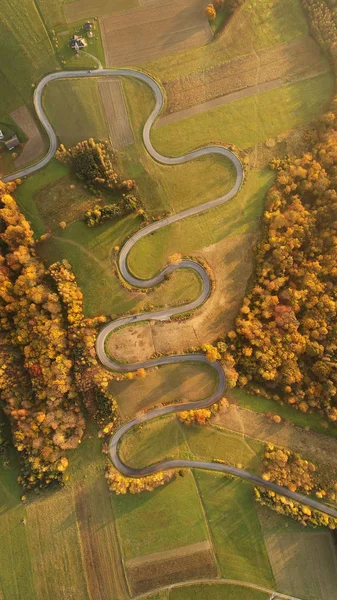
4, 66, 337, 520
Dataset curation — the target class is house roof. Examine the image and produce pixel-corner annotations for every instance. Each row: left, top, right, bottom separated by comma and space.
5, 135, 20, 150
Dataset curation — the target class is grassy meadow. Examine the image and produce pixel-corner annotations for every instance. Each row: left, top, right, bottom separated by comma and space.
0, 0, 58, 118
146, 0, 309, 80
152, 74, 334, 156
119, 417, 263, 472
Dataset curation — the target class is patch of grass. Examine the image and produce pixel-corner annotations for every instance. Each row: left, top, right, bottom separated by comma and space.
112, 470, 210, 560
0, 458, 36, 600
169, 583, 268, 600
43, 78, 109, 146
37, 216, 202, 317
152, 74, 334, 156
120, 78, 237, 217
119, 416, 189, 469
146, 0, 309, 80
118, 415, 263, 473
195, 472, 274, 587
127, 168, 273, 279
15, 159, 70, 235
111, 362, 217, 417
231, 388, 337, 438
0, 0, 58, 116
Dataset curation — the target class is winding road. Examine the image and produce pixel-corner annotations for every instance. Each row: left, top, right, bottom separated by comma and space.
3, 67, 337, 520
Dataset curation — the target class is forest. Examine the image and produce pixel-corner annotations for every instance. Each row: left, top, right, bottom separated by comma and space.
225, 0, 337, 424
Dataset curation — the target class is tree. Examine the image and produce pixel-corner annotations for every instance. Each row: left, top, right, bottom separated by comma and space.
205, 4, 216, 20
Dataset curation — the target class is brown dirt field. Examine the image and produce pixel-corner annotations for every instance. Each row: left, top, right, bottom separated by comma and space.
260, 514, 337, 600
107, 231, 256, 363
126, 545, 217, 595
10, 106, 44, 169
98, 79, 134, 149
161, 37, 328, 117
64, 0, 140, 22
100, 0, 212, 67
74, 477, 129, 600
212, 404, 337, 470
110, 362, 216, 417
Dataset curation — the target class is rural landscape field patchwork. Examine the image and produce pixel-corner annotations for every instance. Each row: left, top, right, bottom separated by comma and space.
1, 0, 337, 599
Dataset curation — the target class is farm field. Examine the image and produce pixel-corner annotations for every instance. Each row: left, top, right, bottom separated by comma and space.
259, 509, 337, 600
110, 362, 217, 418
152, 73, 334, 156
162, 36, 328, 116
43, 79, 109, 147
118, 416, 263, 471
64, 0, 140, 23
146, 0, 311, 80
99, 0, 212, 67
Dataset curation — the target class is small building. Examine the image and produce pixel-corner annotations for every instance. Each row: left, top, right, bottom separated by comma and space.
0, 130, 4, 141
70, 34, 86, 52
5, 134, 20, 151
84, 21, 94, 38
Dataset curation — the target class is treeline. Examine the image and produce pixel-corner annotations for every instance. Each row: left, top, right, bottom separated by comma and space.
223, 0, 337, 422
255, 444, 337, 528
255, 487, 337, 529
225, 118, 337, 419
0, 183, 122, 489
0, 182, 85, 489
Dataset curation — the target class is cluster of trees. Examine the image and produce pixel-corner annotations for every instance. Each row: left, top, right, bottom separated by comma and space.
255, 487, 337, 529
84, 194, 137, 227
225, 105, 337, 420
105, 465, 174, 494
177, 397, 229, 425
0, 182, 85, 489
261, 443, 337, 501
56, 138, 135, 193
56, 139, 120, 190
48, 260, 121, 439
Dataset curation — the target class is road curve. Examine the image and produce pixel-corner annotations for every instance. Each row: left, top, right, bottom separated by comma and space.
133, 577, 303, 600
4, 67, 337, 520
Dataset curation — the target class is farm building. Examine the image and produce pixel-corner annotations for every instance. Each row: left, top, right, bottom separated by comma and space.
70, 34, 86, 52
0, 130, 4, 141
84, 21, 94, 38
5, 134, 20, 151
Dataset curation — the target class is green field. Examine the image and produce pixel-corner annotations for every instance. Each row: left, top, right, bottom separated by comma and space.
0, 0, 58, 118
147, 583, 269, 599
43, 79, 109, 146
196, 472, 274, 587
146, 0, 309, 80
152, 74, 334, 156
113, 470, 209, 560
119, 417, 263, 472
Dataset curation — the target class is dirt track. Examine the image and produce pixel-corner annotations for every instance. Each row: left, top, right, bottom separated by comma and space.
10, 106, 44, 168
99, 79, 134, 148
100, 0, 212, 66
